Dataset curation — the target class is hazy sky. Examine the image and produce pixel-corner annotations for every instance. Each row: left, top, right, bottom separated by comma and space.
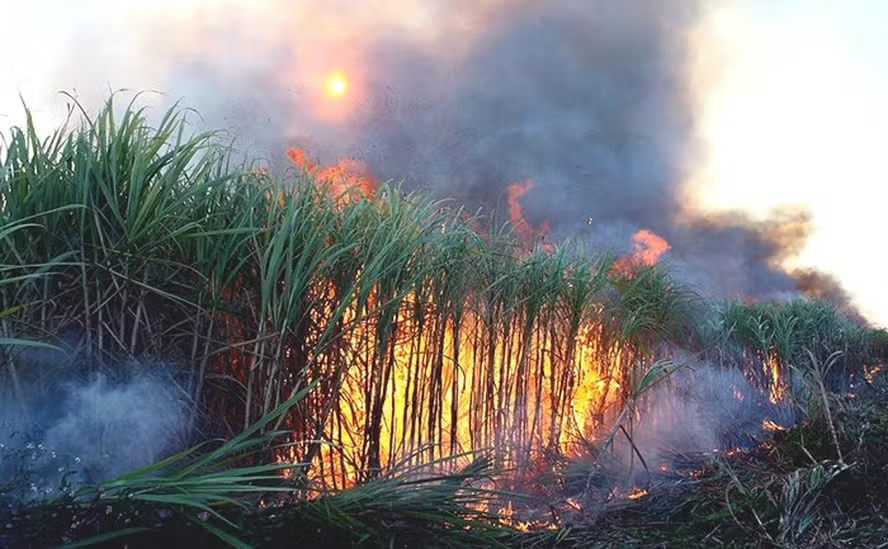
2, 0, 886, 326
692, 0, 888, 325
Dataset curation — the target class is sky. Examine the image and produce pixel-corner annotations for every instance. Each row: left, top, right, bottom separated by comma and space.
2, 0, 886, 327
690, 0, 888, 325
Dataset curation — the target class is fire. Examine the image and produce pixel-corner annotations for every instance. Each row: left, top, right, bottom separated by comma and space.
865, 364, 883, 384
266, 154, 724, 497
497, 501, 515, 522
261, 146, 807, 520
326, 72, 348, 98
765, 348, 786, 404
305, 297, 623, 486
496, 502, 535, 531
762, 419, 786, 432
267, 150, 630, 489
287, 147, 377, 202
506, 180, 554, 252
612, 229, 671, 277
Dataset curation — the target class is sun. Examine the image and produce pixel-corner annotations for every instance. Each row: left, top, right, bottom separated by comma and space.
326, 73, 348, 98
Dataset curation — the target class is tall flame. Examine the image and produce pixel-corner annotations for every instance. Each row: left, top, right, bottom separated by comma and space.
261, 152, 635, 487
265, 149, 795, 503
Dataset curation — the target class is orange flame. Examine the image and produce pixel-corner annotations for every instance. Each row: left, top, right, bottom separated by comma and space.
627, 487, 648, 500
506, 180, 554, 252
303, 301, 620, 487
762, 419, 786, 432
287, 147, 378, 202
865, 364, 883, 384
612, 229, 671, 277
765, 348, 786, 404
566, 497, 583, 511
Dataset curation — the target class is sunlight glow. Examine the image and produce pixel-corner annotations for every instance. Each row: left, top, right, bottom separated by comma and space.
326, 73, 348, 98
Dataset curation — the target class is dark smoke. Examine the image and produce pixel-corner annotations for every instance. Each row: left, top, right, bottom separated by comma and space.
791, 269, 866, 323
55, 0, 856, 310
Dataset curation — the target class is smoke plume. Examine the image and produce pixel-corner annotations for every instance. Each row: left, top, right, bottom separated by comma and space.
50, 0, 856, 309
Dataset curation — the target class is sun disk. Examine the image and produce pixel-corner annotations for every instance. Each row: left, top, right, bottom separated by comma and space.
326, 73, 348, 97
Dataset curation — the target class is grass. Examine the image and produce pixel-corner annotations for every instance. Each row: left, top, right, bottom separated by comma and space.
1, 95, 887, 547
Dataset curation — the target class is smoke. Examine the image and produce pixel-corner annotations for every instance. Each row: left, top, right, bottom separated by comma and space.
0, 349, 191, 501
639, 364, 792, 451
602, 360, 797, 486
791, 269, 865, 322
46, 0, 857, 312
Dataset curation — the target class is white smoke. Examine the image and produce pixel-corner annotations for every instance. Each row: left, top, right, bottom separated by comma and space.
608, 358, 797, 483
0, 355, 192, 501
